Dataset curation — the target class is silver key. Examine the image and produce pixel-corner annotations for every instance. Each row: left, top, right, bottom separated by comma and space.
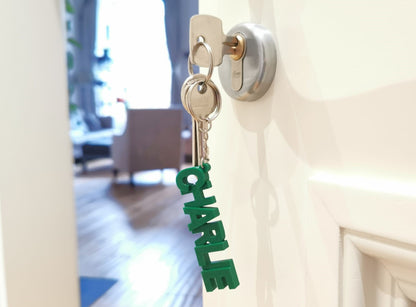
181, 74, 221, 120
181, 78, 221, 166
186, 81, 217, 119
180, 73, 206, 114
181, 75, 206, 166
189, 15, 246, 71
189, 15, 225, 67
191, 119, 200, 167
187, 81, 217, 166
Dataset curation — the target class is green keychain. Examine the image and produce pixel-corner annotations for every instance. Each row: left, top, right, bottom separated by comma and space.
176, 163, 239, 291
176, 39, 239, 291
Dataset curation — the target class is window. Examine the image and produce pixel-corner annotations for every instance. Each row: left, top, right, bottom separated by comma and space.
95, 0, 171, 113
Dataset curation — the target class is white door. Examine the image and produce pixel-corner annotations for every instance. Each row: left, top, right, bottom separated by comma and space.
200, 1, 416, 306
0, 2, 79, 307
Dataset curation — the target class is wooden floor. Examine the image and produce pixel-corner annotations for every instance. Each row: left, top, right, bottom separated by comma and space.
74, 160, 202, 307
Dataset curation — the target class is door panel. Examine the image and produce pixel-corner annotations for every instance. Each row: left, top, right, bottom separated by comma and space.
343, 233, 416, 306
200, 0, 416, 306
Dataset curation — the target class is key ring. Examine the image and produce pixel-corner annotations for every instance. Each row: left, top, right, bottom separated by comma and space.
185, 79, 221, 123
188, 40, 214, 82
180, 73, 207, 114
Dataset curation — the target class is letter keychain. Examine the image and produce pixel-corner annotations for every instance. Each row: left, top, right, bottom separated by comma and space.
176, 38, 240, 292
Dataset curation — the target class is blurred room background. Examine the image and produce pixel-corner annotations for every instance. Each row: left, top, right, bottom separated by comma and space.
68, 1, 201, 306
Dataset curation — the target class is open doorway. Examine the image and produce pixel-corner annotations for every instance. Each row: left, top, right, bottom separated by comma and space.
68, 0, 200, 305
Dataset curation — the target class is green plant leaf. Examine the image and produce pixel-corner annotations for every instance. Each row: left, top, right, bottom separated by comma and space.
67, 51, 74, 70
66, 0, 75, 14
67, 37, 81, 48
69, 103, 78, 113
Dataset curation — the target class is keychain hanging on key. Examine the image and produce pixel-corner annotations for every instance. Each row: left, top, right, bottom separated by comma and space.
176, 37, 239, 292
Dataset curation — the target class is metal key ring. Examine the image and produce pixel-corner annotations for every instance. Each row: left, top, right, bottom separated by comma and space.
180, 73, 207, 113
188, 41, 214, 82
185, 79, 221, 122
200, 157, 209, 166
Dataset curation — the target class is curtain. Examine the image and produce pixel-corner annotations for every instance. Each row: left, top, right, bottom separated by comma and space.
163, 0, 198, 129
73, 0, 98, 115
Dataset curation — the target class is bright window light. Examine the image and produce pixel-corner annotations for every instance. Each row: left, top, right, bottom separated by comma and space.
95, 0, 172, 109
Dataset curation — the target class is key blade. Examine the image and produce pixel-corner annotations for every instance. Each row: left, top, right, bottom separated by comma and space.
192, 120, 200, 167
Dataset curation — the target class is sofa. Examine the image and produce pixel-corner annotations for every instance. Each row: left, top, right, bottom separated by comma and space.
112, 108, 183, 185
70, 110, 114, 171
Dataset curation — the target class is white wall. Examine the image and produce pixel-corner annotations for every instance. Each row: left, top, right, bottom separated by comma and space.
0, 1, 79, 306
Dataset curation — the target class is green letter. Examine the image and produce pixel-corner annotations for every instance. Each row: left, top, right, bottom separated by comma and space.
195, 241, 229, 269
194, 221, 225, 246
183, 207, 219, 231
201, 260, 239, 291
176, 164, 211, 198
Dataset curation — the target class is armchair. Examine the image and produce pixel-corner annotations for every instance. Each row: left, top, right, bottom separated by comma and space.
112, 108, 183, 185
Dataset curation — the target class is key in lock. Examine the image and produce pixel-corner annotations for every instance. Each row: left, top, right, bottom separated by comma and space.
190, 15, 277, 101
189, 15, 246, 91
